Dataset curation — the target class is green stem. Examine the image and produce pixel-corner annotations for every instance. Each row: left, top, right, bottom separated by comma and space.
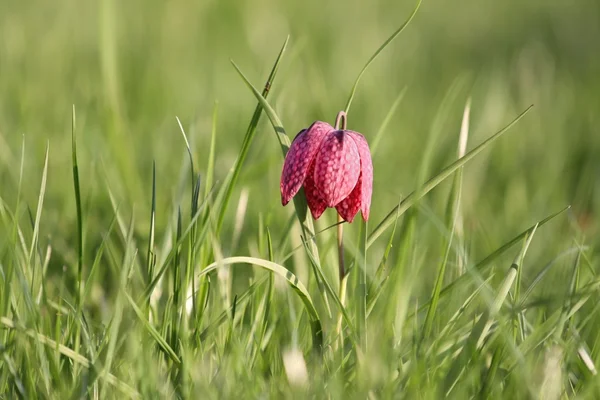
334, 112, 348, 350
335, 214, 347, 352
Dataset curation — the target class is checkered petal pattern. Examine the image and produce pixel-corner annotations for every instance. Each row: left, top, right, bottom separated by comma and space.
280, 120, 373, 222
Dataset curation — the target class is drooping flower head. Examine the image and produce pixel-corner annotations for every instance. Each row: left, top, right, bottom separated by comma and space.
280, 114, 373, 222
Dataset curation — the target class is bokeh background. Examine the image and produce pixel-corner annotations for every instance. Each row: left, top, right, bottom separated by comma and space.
0, 0, 598, 278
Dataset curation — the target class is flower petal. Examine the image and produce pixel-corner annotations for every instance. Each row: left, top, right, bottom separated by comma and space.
335, 173, 362, 222
313, 130, 361, 207
280, 121, 333, 205
303, 161, 328, 219
346, 131, 373, 221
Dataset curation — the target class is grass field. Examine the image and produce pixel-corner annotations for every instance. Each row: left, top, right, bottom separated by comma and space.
1, 0, 599, 398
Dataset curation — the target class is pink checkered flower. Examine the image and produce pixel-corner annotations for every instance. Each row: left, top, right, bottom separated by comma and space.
280, 120, 373, 222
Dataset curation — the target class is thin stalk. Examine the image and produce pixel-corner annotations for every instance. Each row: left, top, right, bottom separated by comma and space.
337, 214, 347, 337
146, 161, 156, 313
334, 112, 348, 350
334, 110, 348, 285
336, 274, 349, 353
337, 214, 346, 281
71, 105, 84, 378
71, 105, 83, 307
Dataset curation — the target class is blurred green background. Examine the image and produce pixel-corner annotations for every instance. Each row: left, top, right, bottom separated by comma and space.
0, 0, 598, 271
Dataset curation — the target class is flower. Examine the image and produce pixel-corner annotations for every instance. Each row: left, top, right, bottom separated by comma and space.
280, 120, 373, 222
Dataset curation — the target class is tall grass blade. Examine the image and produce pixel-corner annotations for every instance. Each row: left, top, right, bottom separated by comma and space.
71, 105, 84, 307
204, 102, 218, 205
28, 143, 49, 266
175, 116, 195, 191
231, 61, 291, 152
216, 36, 289, 234
422, 99, 471, 340
146, 161, 156, 285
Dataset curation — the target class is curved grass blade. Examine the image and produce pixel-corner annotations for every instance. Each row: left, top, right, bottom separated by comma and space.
368, 105, 534, 248
371, 87, 407, 155
344, 0, 422, 114
197, 256, 323, 350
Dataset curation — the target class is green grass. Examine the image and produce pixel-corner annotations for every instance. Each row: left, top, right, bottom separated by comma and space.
1, 0, 599, 398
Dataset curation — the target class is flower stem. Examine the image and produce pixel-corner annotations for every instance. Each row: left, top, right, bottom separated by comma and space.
334, 111, 348, 352
336, 214, 348, 352
337, 214, 345, 280
334, 110, 347, 285
335, 111, 347, 131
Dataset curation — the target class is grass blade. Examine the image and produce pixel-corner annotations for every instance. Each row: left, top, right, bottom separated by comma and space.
71, 105, 84, 307
231, 58, 332, 317
215, 36, 290, 234
204, 102, 218, 205
422, 99, 471, 340
0, 317, 140, 398
344, 0, 422, 114
368, 105, 534, 248
231, 60, 291, 152
146, 161, 156, 285
198, 275, 268, 342
125, 293, 181, 365
197, 256, 323, 350
175, 116, 195, 192
409, 205, 569, 319
28, 143, 49, 266
444, 225, 539, 394
371, 87, 407, 155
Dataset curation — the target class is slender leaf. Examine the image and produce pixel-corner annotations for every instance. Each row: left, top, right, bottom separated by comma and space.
368, 105, 534, 248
